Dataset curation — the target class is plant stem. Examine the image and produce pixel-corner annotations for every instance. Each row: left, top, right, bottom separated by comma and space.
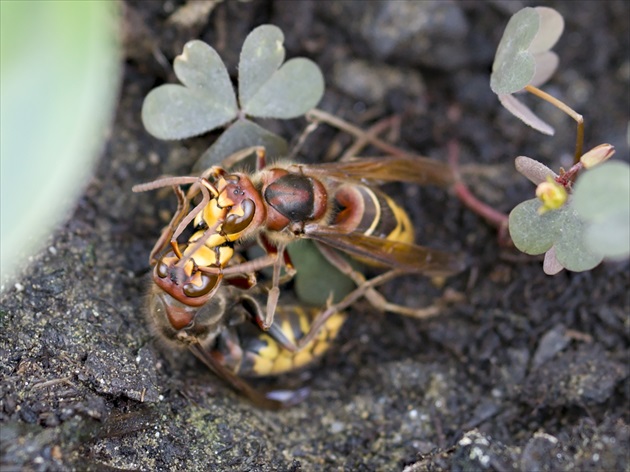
447, 140, 510, 245
524, 85, 584, 164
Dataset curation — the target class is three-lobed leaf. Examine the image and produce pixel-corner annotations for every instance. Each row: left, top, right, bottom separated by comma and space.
491, 7, 563, 95
528, 7, 564, 55
141, 25, 325, 141
490, 7, 564, 135
193, 119, 288, 172
509, 198, 603, 274
241, 58, 324, 118
491, 7, 539, 95
142, 40, 238, 140
509, 199, 559, 255
238, 25, 286, 107
551, 207, 603, 272
239, 25, 324, 118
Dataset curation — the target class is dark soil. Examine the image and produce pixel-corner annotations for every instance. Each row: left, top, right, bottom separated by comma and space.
1, 1, 628, 471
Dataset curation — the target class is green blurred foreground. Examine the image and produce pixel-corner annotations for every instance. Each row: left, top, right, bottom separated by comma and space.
0, 1, 121, 287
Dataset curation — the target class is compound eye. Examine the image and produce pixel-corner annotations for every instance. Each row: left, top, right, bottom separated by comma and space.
223, 198, 255, 234
156, 261, 169, 278
183, 273, 219, 298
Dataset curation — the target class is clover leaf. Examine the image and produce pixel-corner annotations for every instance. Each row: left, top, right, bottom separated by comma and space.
490, 7, 564, 135
238, 25, 324, 118
491, 7, 563, 95
141, 24, 324, 142
193, 119, 289, 172
509, 198, 603, 275
142, 40, 238, 140
238, 25, 286, 106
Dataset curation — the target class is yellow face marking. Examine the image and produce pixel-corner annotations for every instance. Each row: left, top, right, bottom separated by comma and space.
227, 205, 245, 218
188, 271, 204, 287
188, 229, 226, 249
183, 260, 195, 277
161, 255, 179, 268
225, 232, 243, 243
201, 178, 220, 198
200, 199, 225, 227
182, 244, 216, 267
217, 190, 235, 208
217, 246, 234, 266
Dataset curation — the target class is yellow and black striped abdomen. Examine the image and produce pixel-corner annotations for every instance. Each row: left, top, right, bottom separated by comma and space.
333, 183, 415, 257
374, 191, 415, 245
214, 304, 346, 378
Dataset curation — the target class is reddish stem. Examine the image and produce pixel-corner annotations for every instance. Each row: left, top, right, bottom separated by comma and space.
451, 182, 509, 230
555, 161, 584, 188
447, 140, 511, 244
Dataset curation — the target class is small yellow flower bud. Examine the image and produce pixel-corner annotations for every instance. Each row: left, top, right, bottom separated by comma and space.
580, 143, 615, 169
536, 176, 567, 214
